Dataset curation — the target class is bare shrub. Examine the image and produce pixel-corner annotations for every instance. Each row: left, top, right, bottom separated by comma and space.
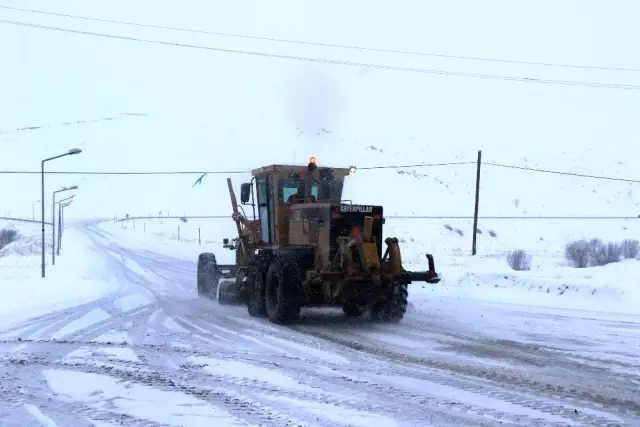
0, 228, 20, 250
565, 239, 590, 268
590, 240, 622, 266
507, 249, 532, 271
565, 238, 623, 268
620, 239, 640, 259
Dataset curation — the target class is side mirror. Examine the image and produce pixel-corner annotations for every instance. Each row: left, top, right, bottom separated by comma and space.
240, 183, 251, 204
223, 238, 229, 245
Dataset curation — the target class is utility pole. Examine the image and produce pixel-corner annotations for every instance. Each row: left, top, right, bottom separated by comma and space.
472, 150, 482, 256
41, 160, 45, 277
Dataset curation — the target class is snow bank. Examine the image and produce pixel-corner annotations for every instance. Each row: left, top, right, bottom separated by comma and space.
410, 256, 640, 316
0, 222, 117, 329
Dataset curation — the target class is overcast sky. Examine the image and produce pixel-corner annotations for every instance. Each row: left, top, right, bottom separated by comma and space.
1, 0, 638, 218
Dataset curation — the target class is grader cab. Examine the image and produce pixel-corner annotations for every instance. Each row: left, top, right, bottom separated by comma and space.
196, 157, 440, 324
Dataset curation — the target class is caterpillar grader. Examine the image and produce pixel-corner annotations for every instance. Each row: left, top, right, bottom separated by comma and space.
196, 157, 441, 324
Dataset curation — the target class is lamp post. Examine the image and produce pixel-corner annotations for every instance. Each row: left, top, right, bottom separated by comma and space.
52, 188, 77, 266
41, 148, 82, 278
56, 195, 75, 257
58, 199, 74, 255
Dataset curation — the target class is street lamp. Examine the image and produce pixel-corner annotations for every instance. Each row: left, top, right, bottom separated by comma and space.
58, 199, 74, 255
54, 194, 76, 263
52, 187, 78, 266
41, 148, 82, 278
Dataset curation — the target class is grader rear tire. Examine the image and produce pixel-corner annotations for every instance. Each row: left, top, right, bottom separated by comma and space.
342, 302, 365, 317
371, 281, 408, 322
264, 257, 301, 324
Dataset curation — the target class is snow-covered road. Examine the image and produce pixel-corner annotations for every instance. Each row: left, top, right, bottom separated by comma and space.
1, 222, 638, 426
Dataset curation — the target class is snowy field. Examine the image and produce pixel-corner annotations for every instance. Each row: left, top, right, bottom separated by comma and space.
1, 0, 640, 425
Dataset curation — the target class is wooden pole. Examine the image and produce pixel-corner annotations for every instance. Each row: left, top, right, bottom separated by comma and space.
472, 150, 482, 256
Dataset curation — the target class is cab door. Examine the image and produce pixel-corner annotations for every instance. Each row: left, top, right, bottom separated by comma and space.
256, 176, 274, 243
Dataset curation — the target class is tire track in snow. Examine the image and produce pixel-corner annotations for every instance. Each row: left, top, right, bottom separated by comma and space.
286, 326, 636, 425
2, 355, 343, 427
181, 311, 631, 425
161, 313, 609, 426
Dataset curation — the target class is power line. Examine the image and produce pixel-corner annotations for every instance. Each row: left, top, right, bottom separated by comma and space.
386, 216, 640, 220
485, 162, 640, 183
2, 4, 638, 74
0, 162, 473, 175
4, 215, 636, 225
0, 164, 467, 175
110, 215, 639, 222
359, 161, 475, 170
1, 161, 638, 183
0, 170, 251, 175
2, 19, 640, 91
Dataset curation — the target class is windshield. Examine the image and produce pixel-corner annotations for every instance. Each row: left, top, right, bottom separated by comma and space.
278, 178, 343, 203
278, 179, 317, 202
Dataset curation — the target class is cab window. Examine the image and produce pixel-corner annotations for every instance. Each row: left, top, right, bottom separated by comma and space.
279, 179, 318, 202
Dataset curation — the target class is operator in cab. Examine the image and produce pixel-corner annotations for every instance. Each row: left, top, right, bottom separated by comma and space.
287, 184, 316, 203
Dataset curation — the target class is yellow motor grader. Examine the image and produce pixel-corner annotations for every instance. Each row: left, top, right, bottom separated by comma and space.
196, 157, 440, 324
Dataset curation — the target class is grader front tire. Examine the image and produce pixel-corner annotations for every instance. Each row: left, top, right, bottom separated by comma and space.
197, 253, 220, 300
247, 265, 267, 318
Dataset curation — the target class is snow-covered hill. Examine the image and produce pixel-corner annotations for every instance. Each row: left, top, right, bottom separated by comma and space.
1, 0, 639, 302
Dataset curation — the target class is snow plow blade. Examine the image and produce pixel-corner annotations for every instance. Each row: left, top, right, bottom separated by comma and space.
406, 254, 441, 284
217, 264, 237, 280
215, 264, 239, 304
